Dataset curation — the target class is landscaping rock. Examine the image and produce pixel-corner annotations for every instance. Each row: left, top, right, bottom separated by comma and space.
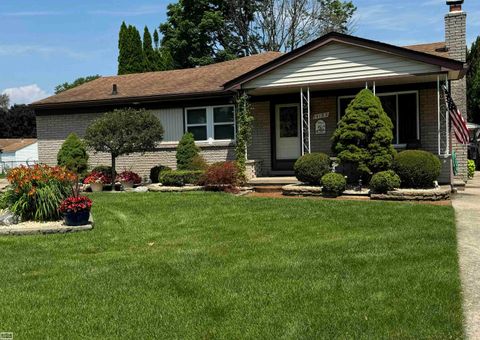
147, 184, 203, 192
0, 211, 20, 226
370, 186, 451, 201
282, 184, 323, 196
134, 186, 149, 193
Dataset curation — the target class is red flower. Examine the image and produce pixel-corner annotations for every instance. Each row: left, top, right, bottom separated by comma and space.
116, 171, 141, 184
59, 196, 93, 213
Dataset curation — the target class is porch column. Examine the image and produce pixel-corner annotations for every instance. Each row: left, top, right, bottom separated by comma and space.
300, 87, 311, 155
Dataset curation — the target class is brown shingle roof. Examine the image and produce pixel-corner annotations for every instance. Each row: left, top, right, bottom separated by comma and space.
403, 42, 449, 58
0, 139, 37, 153
32, 52, 283, 107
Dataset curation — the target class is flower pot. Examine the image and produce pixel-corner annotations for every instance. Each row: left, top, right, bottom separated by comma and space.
64, 210, 90, 226
121, 181, 134, 189
90, 182, 103, 192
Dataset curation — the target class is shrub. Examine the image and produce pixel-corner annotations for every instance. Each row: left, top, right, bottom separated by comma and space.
190, 154, 209, 170
2, 165, 76, 221
57, 133, 89, 175
116, 171, 141, 184
149, 165, 171, 183
393, 150, 441, 188
468, 159, 475, 179
159, 170, 204, 187
176, 133, 201, 170
91, 166, 115, 183
294, 153, 330, 185
199, 161, 239, 191
321, 173, 346, 196
332, 89, 396, 179
369, 170, 401, 194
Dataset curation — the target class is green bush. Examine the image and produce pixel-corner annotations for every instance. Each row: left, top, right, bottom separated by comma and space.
294, 153, 331, 185
332, 89, 396, 179
321, 173, 346, 196
159, 170, 204, 187
468, 159, 475, 179
149, 165, 172, 183
393, 150, 441, 188
176, 133, 201, 170
369, 170, 401, 194
57, 133, 89, 175
190, 154, 209, 170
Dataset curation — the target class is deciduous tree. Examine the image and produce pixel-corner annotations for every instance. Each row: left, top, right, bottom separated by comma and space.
55, 75, 101, 94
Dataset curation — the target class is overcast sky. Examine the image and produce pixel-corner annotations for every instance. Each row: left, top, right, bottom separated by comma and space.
0, 0, 478, 106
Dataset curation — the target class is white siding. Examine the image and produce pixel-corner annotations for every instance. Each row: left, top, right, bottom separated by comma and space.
151, 108, 184, 142
244, 42, 441, 89
0, 143, 38, 171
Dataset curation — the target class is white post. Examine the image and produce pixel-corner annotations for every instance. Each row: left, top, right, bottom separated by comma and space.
445, 74, 450, 155
437, 75, 441, 155
307, 87, 311, 153
300, 88, 305, 156
373, 81, 376, 95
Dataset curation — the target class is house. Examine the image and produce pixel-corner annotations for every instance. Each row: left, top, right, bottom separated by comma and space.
0, 139, 38, 172
31, 0, 468, 184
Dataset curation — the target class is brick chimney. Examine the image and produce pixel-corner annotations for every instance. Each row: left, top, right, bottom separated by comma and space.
445, 0, 468, 181
445, 0, 467, 63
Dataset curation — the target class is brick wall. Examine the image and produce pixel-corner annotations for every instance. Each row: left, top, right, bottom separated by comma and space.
446, 10, 468, 181
36, 112, 235, 178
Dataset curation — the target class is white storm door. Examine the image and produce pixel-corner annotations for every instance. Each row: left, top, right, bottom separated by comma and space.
275, 104, 301, 160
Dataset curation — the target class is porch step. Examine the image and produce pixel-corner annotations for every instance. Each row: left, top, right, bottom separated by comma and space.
253, 185, 284, 193
248, 176, 299, 186
453, 179, 466, 191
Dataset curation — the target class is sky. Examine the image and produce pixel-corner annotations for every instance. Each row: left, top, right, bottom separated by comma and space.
0, 0, 479, 106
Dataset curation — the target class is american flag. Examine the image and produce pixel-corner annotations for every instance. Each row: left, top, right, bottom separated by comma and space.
443, 85, 469, 145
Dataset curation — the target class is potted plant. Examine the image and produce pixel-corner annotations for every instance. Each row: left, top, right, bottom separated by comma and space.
116, 170, 141, 189
59, 196, 92, 226
83, 171, 107, 192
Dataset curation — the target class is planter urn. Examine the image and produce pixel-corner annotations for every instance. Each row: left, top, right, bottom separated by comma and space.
64, 210, 90, 226
90, 182, 104, 192
121, 181, 134, 189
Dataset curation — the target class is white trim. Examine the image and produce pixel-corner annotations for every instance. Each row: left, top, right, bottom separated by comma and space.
337, 90, 420, 144
185, 105, 236, 142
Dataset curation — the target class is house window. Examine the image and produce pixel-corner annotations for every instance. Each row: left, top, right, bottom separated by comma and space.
185, 105, 235, 141
338, 91, 419, 145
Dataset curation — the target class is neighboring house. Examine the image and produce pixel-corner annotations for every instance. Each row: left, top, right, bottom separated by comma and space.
0, 139, 38, 172
31, 1, 468, 184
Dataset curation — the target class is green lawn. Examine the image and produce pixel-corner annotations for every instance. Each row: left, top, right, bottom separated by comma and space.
0, 193, 463, 339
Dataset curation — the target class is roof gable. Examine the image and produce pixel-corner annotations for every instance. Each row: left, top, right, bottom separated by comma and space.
225, 32, 464, 90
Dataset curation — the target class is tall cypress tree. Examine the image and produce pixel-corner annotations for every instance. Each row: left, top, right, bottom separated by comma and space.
143, 26, 156, 72
467, 36, 480, 123
153, 29, 160, 49
128, 25, 144, 73
117, 22, 128, 75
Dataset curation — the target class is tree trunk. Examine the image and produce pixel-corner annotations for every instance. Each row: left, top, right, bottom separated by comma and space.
111, 154, 116, 191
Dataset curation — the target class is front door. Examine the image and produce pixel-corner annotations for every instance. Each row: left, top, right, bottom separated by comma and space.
275, 104, 301, 162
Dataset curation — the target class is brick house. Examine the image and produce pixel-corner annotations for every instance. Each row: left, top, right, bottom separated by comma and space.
32, 0, 468, 184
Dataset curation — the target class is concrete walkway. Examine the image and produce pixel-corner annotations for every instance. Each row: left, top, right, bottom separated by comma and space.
453, 171, 480, 339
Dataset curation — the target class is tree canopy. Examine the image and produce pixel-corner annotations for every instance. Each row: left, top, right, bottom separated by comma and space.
0, 104, 36, 138
55, 75, 101, 94
84, 108, 164, 182
0, 93, 9, 110
467, 36, 480, 123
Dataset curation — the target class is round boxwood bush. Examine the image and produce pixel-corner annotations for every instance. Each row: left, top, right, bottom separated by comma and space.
393, 150, 441, 188
369, 170, 401, 194
294, 153, 330, 185
321, 173, 346, 196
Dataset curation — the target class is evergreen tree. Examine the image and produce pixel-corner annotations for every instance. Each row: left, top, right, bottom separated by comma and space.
467, 36, 480, 123
0, 104, 36, 138
117, 22, 128, 75
153, 29, 160, 49
332, 89, 396, 179
57, 133, 89, 175
118, 23, 144, 74
143, 26, 156, 72
176, 132, 201, 170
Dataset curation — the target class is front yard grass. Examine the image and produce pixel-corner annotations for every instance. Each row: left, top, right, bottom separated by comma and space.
0, 192, 463, 339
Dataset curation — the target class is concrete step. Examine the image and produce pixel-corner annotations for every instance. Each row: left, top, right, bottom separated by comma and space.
248, 177, 299, 186
253, 185, 284, 193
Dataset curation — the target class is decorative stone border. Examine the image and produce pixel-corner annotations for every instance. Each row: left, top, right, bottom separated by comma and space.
371, 186, 451, 201
0, 217, 94, 236
282, 184, 324, 196
147, 184, 204, 192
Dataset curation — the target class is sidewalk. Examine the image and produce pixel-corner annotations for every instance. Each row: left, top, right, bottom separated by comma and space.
453, 172, 480, 339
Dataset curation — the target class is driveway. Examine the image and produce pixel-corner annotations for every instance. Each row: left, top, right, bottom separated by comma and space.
453, 172, 480, 339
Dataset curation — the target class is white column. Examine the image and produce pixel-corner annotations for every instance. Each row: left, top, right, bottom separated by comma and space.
437, 75, 441, 155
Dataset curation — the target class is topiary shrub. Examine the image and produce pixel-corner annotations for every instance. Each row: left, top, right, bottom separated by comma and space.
159, 170, 203, 187
176, 132, 201, 170
294, 153, 330, 185
57, 133, 89, 176
393, 150, 441, 188
332, 89, 396, 179
468, 159, 475, 179
198, 161, 239, 192
150, 165, 172, 183
321, 173, 346, 196
369, 170, 401, 194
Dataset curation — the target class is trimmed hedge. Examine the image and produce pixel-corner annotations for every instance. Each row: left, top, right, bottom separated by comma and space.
369, 170, 401, 194
294, 153, 330, 185
393, 150, 441, 188
468, 159, 475, 179
159, 170, 203, 187
150, 165, 172, 183
321, 173, 346, 196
